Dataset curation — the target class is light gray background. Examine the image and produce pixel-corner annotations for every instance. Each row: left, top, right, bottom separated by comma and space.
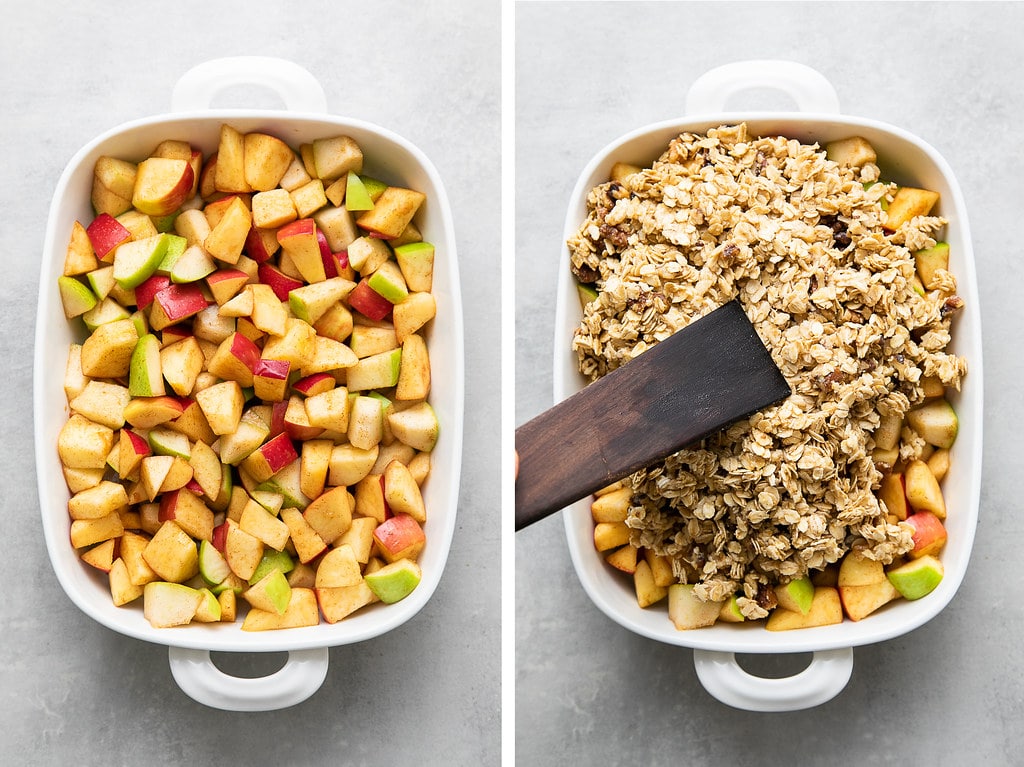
516, 2, 1023, 764
1, 2, 500, 765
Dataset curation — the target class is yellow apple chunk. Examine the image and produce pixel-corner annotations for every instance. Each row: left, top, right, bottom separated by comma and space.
605, 544, 639, 574
109, 558, 145, 606
633, 560, 668, 608
242, 587, 319, 631
766, 586, 844, 631
667, 584, 723, 630
591, 486, 632, 523
316, 581, 377, 623
594, 521, 631, 552
303, 485, 353, 544
142, 520, 199, 583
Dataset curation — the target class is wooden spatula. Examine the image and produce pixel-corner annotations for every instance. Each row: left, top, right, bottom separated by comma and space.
515, 300, 790, 530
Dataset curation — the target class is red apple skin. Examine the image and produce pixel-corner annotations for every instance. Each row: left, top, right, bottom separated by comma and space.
316, 230, 338, 278
245, 227, 275, 264
348, 279, 393, 321
212, 521, 229, 552
291, 372, 335, 397
905, 512, 948, 558
284, 419, 324, 442
158, 488, 183, 522
206, 268, 249, 295
185, 478, 206, 497
334, 251, 349, 271
258, 433, 298, 473
124, 428, 152, 457
86, 213, 132, 259
257, 262, 304, 302
254, 358, 291, 381
227, 332, 262, 374
134, 158, 195, 216
373, 513, 425, 558
277, 218, 316, 242
154, 283, 210, 322
269, 400, 289, 438
136, 274, 172, 310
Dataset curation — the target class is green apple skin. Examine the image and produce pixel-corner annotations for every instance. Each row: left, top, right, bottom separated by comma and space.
157, 234, 188, 275
252, 569, 292, 614
887, 555, 944, 600
128, 333, 166, 397
113, 233, 171, 290
576, 283, 598, 308
198, 539, 232, 586
778, 577, 815, 615
58, 276, 99, 318
345, 173, 375, 211
361, 175, 387, 201
364, 559, 422, 604
249, 549, 295, 585
367, 267, 409, 304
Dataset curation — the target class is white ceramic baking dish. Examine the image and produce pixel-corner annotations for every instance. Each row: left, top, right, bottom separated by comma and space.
34, 57, 464, 711
554, 60, 982, 711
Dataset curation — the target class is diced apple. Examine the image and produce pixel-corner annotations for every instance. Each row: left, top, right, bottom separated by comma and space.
278, 507, 327, 563
825, 136, 877, 167
766, 586, 844, 631
887, 555, 944, 600
69, 381, 130, 430
348, 278, 394, 321
364, 558, 421, 604
387, 401, 439, 452
633, 560, 668, 608
904, 512, 948, 558
356, 186, 425, 239
158, 487, 214, 542
244, 568, 292, 615
904, 459, 946, 518
80, 318, 139, 378
312, 135, 363, 180
884, 187, 939, 231
667, 584, 723, 630
906, 399, 958, 449
243, 132, 295, 192
132, 157, 194, 217
395, 333, 430, 401
143, 581, 202, 627
877, 472, 909, 520
372, 513, 425, 564
392, 241, 434, 293
604, 544, 639, 574
383, 459, 425, 523
277, 218, 325, 284
92, 156, 137, 217
316, 581, 376, 623
224, 519, 264, 581
204, 195, 251, 265
346, 348, 402, 392
142, 520, 199, 582
241, 587, 319, 631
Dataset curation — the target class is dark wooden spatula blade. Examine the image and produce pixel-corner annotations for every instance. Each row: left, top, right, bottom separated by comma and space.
515, 300, 790, 530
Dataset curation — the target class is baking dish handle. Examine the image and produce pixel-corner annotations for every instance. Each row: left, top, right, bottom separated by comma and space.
693, 647, 853, 711
167, 646, 329, 711
171, 56, 328, 114
685, 60, 840, 115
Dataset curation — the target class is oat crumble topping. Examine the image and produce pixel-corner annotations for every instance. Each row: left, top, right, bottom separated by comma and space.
567, 124, 967, 619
